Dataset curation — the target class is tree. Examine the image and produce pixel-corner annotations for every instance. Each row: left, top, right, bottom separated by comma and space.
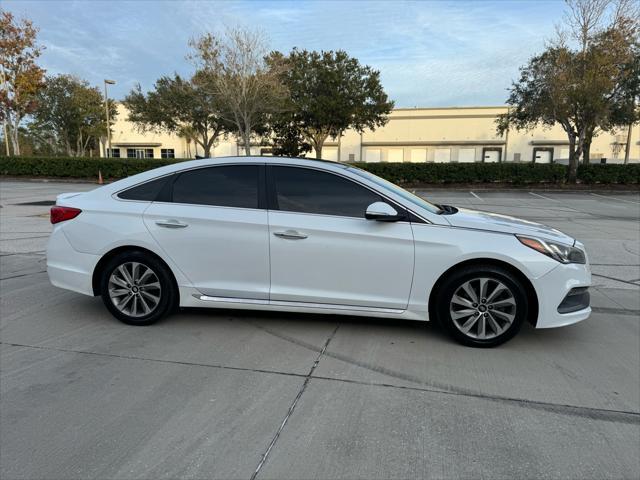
269, 114, 312, 157
189, 28, 288, 156
497, 0, 640, 181
270, 49, 394, 159
124, 71, 230, 157
32, 74, 115, 156
0, 11, 45, 156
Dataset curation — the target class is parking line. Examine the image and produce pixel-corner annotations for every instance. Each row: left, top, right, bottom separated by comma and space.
528, 192, 558, 202
469, 191, 483, 201
589, 193, 640, 205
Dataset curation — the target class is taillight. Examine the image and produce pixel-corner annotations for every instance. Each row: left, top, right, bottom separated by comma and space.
50, 206, 82, 224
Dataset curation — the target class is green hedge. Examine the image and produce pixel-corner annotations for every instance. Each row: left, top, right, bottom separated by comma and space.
574, 164, 640, 185
1, 156, 639, 185
352, 162, 571, 185
0, 156, 185, 179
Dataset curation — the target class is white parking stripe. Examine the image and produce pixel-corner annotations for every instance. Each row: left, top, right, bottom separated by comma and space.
528, 192, 559, 202
469, 191, 482, 201
589, 193, 640, 205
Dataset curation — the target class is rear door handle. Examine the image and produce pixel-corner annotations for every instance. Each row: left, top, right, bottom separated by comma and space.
155, 219, 189, 229
274, 230, 308, 240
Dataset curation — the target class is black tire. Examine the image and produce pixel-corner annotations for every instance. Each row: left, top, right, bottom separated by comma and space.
100, 250, 177, 326
433, 264, 528, 348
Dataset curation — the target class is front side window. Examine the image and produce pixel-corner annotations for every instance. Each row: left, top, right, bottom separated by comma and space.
108, 148, 120, 158
172, 165, 259, 209
272, 166, 381, 218
346, 165, 442, 214
161, 148, 175, 159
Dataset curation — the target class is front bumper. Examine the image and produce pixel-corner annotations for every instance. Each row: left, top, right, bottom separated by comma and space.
532, 261, 592, 329
46, 226, 99, 296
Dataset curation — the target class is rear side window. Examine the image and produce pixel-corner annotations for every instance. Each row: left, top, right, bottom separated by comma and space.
118, 176, 171, 201
272, 166, 381, 218
172, 165, 259, 209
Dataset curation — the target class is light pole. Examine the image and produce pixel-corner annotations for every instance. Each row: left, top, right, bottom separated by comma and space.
103, 79, 116, 157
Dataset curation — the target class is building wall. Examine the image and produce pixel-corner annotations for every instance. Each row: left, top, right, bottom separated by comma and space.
105, 104, 640, 163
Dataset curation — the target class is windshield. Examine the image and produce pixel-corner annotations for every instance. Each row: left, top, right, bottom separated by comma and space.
346, 165, 443, 214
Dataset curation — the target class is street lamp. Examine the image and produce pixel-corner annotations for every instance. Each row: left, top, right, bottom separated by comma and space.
103, 79, 116, 157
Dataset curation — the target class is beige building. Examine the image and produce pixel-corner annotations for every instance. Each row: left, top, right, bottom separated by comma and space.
102, 104, 640, 164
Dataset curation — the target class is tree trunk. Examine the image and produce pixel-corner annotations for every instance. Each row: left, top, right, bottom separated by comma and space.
311, 133, 328, 159
582, 141, 591, 164
624, 123, 632, 164
10, 118, 20, 156
243, 127, 251, 156
567, 134, 578, 184
202, 131, 211, 157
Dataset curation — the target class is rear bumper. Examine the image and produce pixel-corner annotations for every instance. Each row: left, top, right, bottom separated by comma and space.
533, 262, 592, 329
46, 227, 99, 296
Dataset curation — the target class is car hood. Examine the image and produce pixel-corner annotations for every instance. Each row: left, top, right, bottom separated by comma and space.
445, 207, 575, 245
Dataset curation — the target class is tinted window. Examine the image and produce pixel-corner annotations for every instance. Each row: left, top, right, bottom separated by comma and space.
172, 165, 259, 208
273, 166, 381, 218
118, 176, 170, 201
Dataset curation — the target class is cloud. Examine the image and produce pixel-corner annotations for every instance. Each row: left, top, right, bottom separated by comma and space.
3, 0, 564, 106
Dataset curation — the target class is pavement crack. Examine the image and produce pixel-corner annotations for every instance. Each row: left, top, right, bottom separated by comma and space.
1, 334, 639, 428
591, 263, 640, 267
0, 235, 50, 241
0, 341, 308, 380
591, 306, 640, 316
250, 324, 341, 480
592, 273, 640, 287
0, 251, 46, 257
309, 375, 640, 425
0, 270, 47, 281
236, 320, 640, 425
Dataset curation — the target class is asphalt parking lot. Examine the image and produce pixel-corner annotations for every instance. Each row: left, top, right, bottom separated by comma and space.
1, 179, 639, 479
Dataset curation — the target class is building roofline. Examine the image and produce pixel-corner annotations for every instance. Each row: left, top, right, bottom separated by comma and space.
392, 105, 508, 111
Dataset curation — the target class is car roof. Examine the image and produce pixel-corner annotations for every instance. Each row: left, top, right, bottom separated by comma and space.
200, 155, 345, 167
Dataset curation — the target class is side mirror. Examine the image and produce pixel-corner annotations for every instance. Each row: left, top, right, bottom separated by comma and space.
365, 202, 404, 222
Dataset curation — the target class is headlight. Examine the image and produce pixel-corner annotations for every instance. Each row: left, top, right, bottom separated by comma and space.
516, 235, 586, 264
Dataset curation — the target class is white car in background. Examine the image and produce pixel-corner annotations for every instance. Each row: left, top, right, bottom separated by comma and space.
46, 157, 591, 347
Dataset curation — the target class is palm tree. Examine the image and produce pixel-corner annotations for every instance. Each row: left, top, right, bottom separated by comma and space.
177, 125, 197, 158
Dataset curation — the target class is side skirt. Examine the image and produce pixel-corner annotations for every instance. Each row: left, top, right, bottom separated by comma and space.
176, 288, 428, 321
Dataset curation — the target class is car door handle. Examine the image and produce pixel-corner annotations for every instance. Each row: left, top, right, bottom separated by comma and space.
274, 230, 308, 240
155, 219, 189, 229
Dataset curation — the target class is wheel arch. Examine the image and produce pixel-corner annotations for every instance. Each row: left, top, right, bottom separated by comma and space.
92, 245, 179, 299
428, 258, 539, 326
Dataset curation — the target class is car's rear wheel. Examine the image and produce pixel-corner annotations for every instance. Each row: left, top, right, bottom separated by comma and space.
434, 265, 528, 347
100, 251, 176, 326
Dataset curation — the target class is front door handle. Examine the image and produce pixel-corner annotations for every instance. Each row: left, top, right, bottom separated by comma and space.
274, 230, 308, 240
155, 219, 189, 229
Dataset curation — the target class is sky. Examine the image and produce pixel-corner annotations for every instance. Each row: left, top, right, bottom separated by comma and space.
5, 0, 567, 107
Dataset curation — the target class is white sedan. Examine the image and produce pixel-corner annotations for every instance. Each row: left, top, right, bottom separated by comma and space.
47, 157, 591, 347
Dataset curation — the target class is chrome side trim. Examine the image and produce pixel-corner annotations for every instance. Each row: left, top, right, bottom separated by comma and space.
193, 294, 268, 305
192, 294, 404, 314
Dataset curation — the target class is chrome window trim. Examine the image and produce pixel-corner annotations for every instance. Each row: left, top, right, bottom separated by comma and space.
113, 160, 433, 223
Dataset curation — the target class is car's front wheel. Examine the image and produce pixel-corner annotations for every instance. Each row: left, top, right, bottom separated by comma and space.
434, 265, 528, 347
100, 251, 176, 326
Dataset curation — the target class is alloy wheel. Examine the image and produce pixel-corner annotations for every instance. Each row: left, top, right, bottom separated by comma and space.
449, 277, 516, 340
108, 262, 162, 317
